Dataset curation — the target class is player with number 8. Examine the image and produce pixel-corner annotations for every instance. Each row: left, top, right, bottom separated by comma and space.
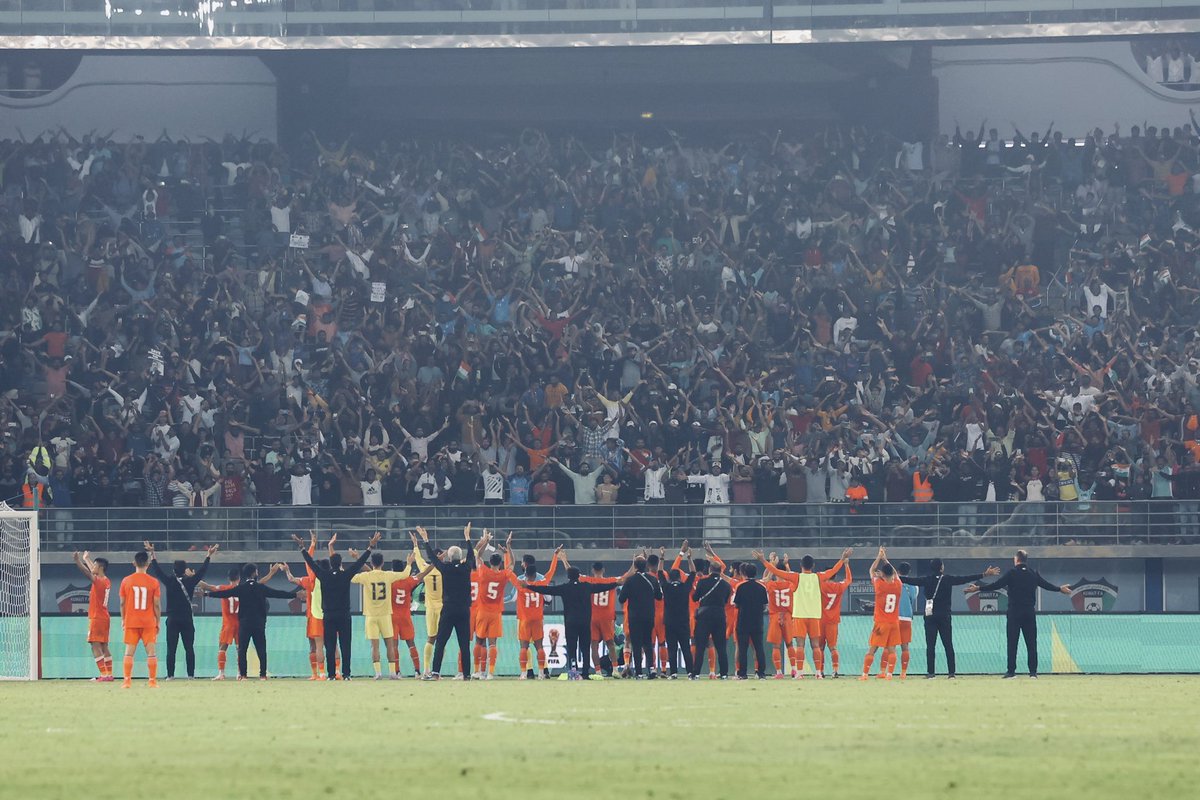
861, 547, 902, 681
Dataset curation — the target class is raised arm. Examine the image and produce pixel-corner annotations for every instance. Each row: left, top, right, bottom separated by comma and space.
818, 547, 853, 579
143, 541, 167, 581
72, 551, 95, 580
543, 548, 561, 583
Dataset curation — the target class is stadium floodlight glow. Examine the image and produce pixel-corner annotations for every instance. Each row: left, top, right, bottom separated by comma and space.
640, 112, 654, 119
0, 504, 38, 681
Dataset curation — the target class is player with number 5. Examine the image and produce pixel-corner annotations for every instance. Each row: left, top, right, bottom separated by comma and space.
119, 550, 161, 688
861, 547, 902, 682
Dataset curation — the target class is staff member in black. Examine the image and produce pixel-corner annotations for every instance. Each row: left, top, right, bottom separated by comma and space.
733, 563, 768, 680
617, 556, 662, 678
144, 540, 218, 679
657, 567, 696, 678
528, 564, 625, 678
206, 562, 298, 679
297, 531, 379, 680
691, 562, 731, 679
901, 558, 1000, 678
966, 549, 1071, 679
419, 523, 478, 680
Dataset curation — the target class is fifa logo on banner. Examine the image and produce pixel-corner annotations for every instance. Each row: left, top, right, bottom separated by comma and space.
1067, 578, 1119, 612
966, 588, 1008, 613
543, 624, 566, 670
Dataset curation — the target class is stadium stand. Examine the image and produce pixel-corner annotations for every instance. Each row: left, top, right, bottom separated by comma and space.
2, 122, 1200, 547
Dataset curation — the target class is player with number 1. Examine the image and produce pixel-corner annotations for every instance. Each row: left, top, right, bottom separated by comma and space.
351, 550, 409, 680
119, 550, 161, 688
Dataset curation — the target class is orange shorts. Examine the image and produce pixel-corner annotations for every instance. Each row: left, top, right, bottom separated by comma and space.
474, 610, 503, 639
899, 620, 913, 645
87, 616, 110, 644
766, 613, 793, 645
591, 617, 615, 642
794, 618, 822, 639
306, 616, 323, 639
820, 620, 840, 648
518, 618, 544, 643
219, 622, 239, 647
391, 614, 415, 642
124, 626, 157, 646
869, 621, 901, 648
725, 608, 738, 639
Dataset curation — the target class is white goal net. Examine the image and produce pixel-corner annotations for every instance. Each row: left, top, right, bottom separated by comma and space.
0, 504, 38, 680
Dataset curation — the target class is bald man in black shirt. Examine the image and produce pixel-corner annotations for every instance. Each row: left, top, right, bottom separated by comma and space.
966, 549, 1070, 678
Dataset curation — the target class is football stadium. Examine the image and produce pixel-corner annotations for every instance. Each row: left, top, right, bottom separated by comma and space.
2, 2, 1200, 797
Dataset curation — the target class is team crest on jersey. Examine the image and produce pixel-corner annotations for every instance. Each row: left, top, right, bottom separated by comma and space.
966, 588, 1008, 613
56, 583, 91, 613
1066, 578, 1118, 612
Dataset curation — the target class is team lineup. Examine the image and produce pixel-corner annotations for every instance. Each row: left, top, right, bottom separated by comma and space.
72, 522, 1066, 685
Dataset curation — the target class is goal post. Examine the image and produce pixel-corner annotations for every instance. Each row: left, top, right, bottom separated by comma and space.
0, 504, 39, 680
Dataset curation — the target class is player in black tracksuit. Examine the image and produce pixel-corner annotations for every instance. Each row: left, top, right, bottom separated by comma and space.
692, 564, 731, 678
206, 563, 298, 678
733, 564, 768, 679
146, 542, 217, 679
530, 567, 622, 678
969, 550, 1070, 678
617, 558, 662, 678
298, 532, 378, 679
421, 524, 478, 679
658, 569, 696, 678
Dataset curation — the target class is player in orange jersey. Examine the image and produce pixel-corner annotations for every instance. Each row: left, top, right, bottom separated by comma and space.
472, 531, 511, 679
118, 550, 161, 688
389, 543, 435, 678
467, 531, 496, 676
287, 530, 331, 679
763, 556, 795, 679
581, 560, 619, 676
861, 547, 902, 681
73, 551, 112, 681
819, 557, 852, 677
510, 545, 561, 679
199, 567, 242, 680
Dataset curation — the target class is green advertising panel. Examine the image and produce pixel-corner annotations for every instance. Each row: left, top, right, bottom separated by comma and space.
30, 613, 1200, 678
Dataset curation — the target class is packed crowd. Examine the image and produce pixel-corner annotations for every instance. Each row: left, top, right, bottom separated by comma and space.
4, 120, 1200, 525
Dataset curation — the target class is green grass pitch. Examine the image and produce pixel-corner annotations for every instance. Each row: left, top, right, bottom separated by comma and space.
1, 676, 1195, 799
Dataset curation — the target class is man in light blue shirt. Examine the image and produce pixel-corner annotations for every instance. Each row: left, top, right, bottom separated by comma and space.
508, 467, 531, 505
896, 561, 922, 679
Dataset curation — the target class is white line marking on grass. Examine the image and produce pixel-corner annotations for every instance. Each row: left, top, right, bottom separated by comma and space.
482, 711, 560, 725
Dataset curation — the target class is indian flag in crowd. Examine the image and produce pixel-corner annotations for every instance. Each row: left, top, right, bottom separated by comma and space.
456, 360, 472, 381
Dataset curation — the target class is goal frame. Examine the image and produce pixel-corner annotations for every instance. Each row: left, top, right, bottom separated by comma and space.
0, 507, 39, 681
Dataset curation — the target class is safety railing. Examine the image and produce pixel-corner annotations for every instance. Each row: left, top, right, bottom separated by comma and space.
35, 499, 1200, 552
2, 1, 1200, 41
